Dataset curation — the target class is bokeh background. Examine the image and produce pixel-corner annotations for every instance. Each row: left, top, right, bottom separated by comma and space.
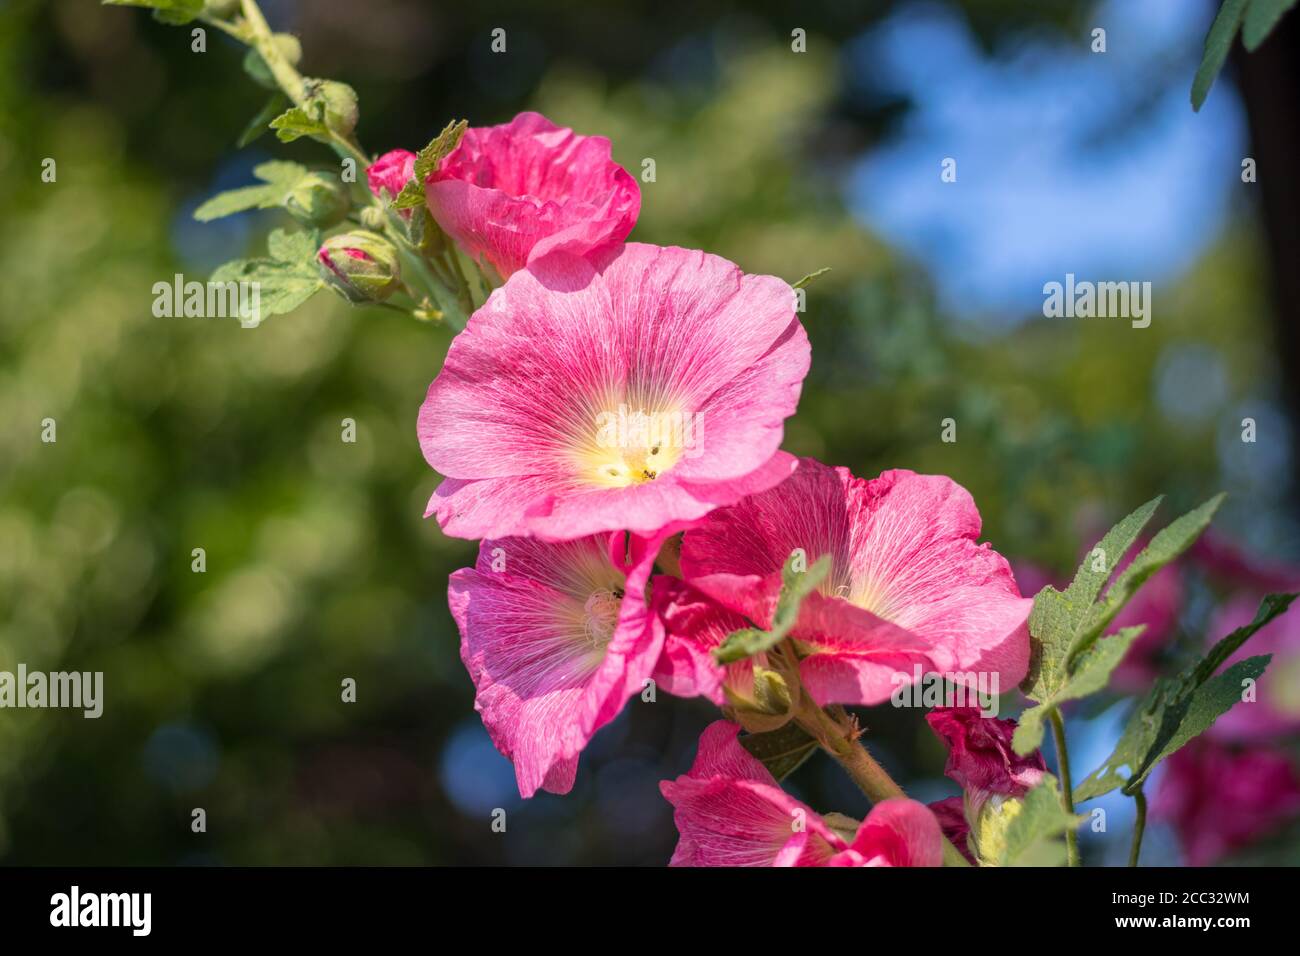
2, 0, 1299, 865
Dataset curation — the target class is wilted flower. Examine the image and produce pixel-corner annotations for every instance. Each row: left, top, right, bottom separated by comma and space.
679, 459, 1031, 706
425, 111, 640, 278
419, 243, 809, 541
926, 706, 1046, 810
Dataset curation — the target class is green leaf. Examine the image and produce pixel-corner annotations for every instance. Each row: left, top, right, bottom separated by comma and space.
1073, 593, 1296, 803
392, 119, 469, 210
792, 267, 831, 289
208, 228, 324, 324
1064, 494, 1224, 671
738, 723, 819, 781
1192, 0, 1249, 111
237, 94, 290, 149
1013, 625, 1145, 754
976, 774, 1082, 867
269, 106, 329, 144
192, 161, 309, 222
713, 553, 831, 665
102, 0, 203, 25
1019, 496, 1160, 706
1243, 0, 1299, 50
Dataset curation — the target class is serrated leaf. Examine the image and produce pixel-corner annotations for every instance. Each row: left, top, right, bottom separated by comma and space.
192, 161, 309, 222
714, 554, 831, 665
1192, 0, 1249, 111
270, 106, 328, 144
237, 94, 290, 149
1065, 494, 1224, 671
1019, 497, 1160, 703
392, 119, 468, 210
103, 0, 203, 25
1073, 593, 1296, 802
1013, 625, 1144, 755
977, 774, 1082, 867
738, 722, 819, 781
208, 229, 324, 323
1243, 0, 1299, 49
792, 267, 830, 289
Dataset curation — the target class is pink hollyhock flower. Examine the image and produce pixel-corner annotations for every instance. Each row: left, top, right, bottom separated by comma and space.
678, 459, 1031, 706
425, 111, 640, 278
926, 707, 1046, 809
1204, 595, 1300, 741
660, 720, 942, 866
650, 577, 762, 706
420, 243, 809, 541
928, 796, 977, 865
448, 528, 672, 797
366, 148, 417, 201
1152, 739, 1300, 865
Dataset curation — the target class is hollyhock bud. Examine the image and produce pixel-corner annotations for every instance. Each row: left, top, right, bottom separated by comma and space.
366, 149, 417, 202
283, 170, 350, 227
317, 231, 401, 304
314, 80, 359, 137
425, 111, 640, 278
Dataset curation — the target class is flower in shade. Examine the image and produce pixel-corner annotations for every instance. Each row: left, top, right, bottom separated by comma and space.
420, 243, 809, 541
1152, 739, 1300, 865
425, 111, 640, 278
1204, 595, 1300, 741
366, 148, 417, 202
448, 528, 672, 798
926, 706, 1046, 809
660, 720, 942, 866
679, 459, 1031, 706
928, 796, 977, 865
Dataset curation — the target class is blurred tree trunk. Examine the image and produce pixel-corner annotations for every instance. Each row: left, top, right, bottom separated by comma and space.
1236, 13, 1300, 488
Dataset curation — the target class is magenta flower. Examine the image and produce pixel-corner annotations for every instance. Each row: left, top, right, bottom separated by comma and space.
928, 796, 977, 865
1153, 739, 1300, 865
366, 148, 417, 201
660, 720, 942, 866
419, 243, 809, 541
425, 111, 640, 278
926, 707, 1046, 808
448, 528, 672, 797
679, 459, 1031, 705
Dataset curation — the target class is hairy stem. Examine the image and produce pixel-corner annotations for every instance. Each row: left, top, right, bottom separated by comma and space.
1048, 708, 1081, 867
794, 698, 971, 867
1128, 786, 1147, 867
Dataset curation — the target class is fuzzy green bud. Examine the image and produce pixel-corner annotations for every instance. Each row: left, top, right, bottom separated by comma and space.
283, 171, 350, 227
316, 231, 402, 304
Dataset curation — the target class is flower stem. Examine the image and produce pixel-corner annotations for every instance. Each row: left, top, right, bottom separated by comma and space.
1048, 707, 1081, 867
794, 699, 971, 867
1128, 786, 1147, 867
